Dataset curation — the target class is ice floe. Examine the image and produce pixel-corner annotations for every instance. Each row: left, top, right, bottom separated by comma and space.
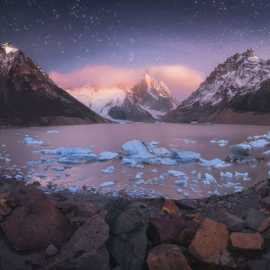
100, 181, 115, 188
98, 151, 119, 161
23, 136, 44, 145
200, 158, 231, 168
210, 139, 229, 147
173, 150, 201, 163
102, 166, 115, 174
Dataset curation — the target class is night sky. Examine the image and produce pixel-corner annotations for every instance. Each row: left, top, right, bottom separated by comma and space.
1, 0, 270, 99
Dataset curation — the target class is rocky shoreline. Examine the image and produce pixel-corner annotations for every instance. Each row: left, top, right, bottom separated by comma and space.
0, 178, 269, 270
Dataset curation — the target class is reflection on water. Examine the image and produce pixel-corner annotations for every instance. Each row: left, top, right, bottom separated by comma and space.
0, 123, 270, 199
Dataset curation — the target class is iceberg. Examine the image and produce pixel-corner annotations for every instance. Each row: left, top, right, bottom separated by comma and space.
98, 151, 119, 161
23, 136, 44, 145
173, 150, 201, 163
200, 158, 231, 168
101, 166, 115, 174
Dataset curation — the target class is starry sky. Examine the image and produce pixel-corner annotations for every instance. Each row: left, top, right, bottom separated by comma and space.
1, 0, 270, 99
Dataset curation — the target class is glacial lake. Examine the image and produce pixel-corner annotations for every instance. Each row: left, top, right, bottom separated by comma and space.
0, 123, 270, 199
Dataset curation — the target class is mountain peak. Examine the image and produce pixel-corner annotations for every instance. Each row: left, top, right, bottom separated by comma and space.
1, 42, 19, 55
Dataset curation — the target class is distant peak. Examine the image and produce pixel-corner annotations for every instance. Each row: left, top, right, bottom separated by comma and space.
243, 48, 256, 58
143, 72, 153, 85
1, 42, 19, 54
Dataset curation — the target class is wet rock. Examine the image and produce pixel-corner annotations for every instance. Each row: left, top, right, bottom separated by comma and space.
230, 232, 264, 250
216, 208, 245, 231
48, 213, 110, 270
246, 208, 267, 231
175, 199, 197, 210
259, 217, 270, 233
248, 259, 270, 270
261, 196, 270, 208
109, 202, 149, 270
1, 189, 73, 251
189, 218, 234, 267
46, 244, 58, 257
148, 214, 198, 246
147, 244, 192, 270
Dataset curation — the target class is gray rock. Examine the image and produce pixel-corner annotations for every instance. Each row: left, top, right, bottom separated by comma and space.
47, 212, 110, 270
109, 202, 150, 270
46, 244, 58, 257
246, 208, 266, 231
216, 209, 245, 231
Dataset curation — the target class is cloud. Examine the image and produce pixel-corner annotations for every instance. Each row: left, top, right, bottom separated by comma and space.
50, 64, 203, 101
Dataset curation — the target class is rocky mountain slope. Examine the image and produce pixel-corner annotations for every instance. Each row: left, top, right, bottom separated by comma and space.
0, 43, 104, 126
68, 73, 176, 122
164, 49, 270, 124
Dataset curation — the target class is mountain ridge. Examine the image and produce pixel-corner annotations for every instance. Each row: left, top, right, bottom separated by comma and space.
164, 49, 270, 124
0, 43, 105, 126
68, 72, 177, 122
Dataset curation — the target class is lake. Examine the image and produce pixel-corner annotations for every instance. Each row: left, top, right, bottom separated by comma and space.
0, 123, 270, 199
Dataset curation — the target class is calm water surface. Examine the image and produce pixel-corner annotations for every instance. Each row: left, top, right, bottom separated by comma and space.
0, 123, 269, 199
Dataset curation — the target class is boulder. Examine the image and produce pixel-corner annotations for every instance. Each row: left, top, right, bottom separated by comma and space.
1, 189, 73, 251
215, 208, 245, 231
148, 214, 198, 246
189, 218, 234, 267
48, 213, 110, 270
147, 244, 192, 270
230, 232, 264, 251
246, 208, 267, 231
108, 202, 150, 270
261, 196, 270, 208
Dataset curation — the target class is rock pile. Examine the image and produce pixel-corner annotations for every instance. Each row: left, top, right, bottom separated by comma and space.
0, 178, 270, 269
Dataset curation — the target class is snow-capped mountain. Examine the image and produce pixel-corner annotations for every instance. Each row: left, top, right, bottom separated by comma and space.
165, 49, 270, 124
0, 43, 104, 126
68, 73, 176, 122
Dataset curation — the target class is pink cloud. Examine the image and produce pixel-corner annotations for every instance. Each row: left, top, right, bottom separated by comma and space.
50, 64, 203, 101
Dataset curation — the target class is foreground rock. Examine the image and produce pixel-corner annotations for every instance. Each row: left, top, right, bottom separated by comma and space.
1, 188, 73, 251
189, 218, 234, 267
108, 202, 150, 270
231, 232, 264, 251
1, 178, 270, 269
147, 244, 192, 270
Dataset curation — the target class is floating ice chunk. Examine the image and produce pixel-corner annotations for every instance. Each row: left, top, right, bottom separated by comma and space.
100, 181, 115, 188
68, 186, 80, 193
200, 158, 231, 168
98, 151, 119, 161
122, 140, 154, 160
249, 139, 269, 148
151, 168, 158, 173
210, 139, 229, 147
202, 173, 216, 185
102, 166, 115, 174
234, 186, 244, 193
47, 130, 59, 134
235, 171, 250, 181
41, 147, 97, 164
175, 177, 188, 187
52, 167, 65, 172
229, 143, 252, 161
168, 170, 186, 177
147, 145, 172, 157
183, 139, 196, 144
220, 171, 234, 178
173, 150, 201, 163
263, 150, 270, 156
23, 136, 44, 145
153, 157, 177, 166
122, 157, 144, 168
135, 172, 144, 179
